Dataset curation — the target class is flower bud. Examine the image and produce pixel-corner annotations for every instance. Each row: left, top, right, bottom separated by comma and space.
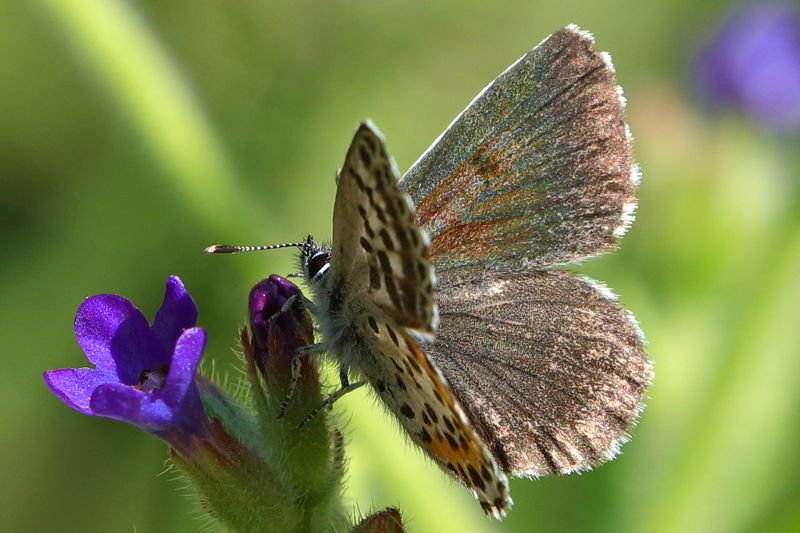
248, 274, 314, 384
354, 508, 406, 533
242, 275, 349, 531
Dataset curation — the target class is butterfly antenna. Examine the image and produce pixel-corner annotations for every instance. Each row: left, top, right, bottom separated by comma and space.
204, 242, 308, 254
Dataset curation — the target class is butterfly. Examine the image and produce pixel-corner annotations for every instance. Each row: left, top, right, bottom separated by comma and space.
208, 24, 652, 519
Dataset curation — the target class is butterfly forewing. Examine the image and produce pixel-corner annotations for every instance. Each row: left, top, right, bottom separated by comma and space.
400, 25, 638, 279
330, 122, 511, 515
357, 315, 511, 517
427, 269, 651, 476
331, 122, 437, 333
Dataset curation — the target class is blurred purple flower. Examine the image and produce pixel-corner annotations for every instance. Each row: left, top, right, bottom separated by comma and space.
693, 2, 800, 132
44, 276, 207, 439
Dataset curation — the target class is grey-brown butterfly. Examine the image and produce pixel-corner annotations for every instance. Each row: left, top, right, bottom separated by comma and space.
208, 24, 652, 519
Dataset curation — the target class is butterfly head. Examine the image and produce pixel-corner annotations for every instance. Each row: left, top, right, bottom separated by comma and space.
299, 235, 332, 285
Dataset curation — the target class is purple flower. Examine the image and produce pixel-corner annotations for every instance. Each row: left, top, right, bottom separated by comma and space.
44, 276, 207, 438
693, 2, 800, 132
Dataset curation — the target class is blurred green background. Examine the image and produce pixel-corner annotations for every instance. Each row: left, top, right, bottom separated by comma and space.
3, 0, 799, 531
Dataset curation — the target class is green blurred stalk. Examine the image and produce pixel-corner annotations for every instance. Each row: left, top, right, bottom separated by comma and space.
38, 0, 256, 234
647, 227, 800, 533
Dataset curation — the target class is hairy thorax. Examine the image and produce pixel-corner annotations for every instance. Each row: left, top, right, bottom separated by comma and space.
308, 271, 371, 376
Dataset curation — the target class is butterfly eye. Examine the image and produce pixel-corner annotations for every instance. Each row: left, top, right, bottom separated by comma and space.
307, 251, 331, 279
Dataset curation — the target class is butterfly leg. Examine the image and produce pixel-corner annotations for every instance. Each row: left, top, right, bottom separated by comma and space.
298, 369, 365, 428
277, 341, 326, 419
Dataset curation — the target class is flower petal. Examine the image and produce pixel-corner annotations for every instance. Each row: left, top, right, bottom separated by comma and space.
43, 367, 115, 415
89, 382, 174, 430
160, 327, 207, 406
152, 276, 199, 353
75, 294, 150, 373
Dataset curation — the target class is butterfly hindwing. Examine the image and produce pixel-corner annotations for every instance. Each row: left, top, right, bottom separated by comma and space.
427, 269, 651, 476
400, 25, 638, 280
357, 314, 511, 517
332, 122, 437, 333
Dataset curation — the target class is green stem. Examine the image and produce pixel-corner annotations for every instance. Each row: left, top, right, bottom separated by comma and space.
38, 0, 256, 234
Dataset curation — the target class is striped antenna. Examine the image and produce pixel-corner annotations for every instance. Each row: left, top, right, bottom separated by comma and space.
204, 242, 308, 254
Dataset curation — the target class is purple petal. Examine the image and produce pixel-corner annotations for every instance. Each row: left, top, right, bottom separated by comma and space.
74, 294, 149, 373
152, 276, 199, 354
89, 382, 173, 430
43, 368, 116, 415
159, 327, 206, 406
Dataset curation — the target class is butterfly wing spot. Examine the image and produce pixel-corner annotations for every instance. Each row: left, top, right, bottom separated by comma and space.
359, 315, 512, 517
386, 324, 399, 346
360, 237, 374, 253
367, 316, 380, 334
358, 145, 373, 167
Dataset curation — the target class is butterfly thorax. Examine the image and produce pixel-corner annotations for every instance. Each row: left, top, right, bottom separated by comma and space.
300, 237, 370, 374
